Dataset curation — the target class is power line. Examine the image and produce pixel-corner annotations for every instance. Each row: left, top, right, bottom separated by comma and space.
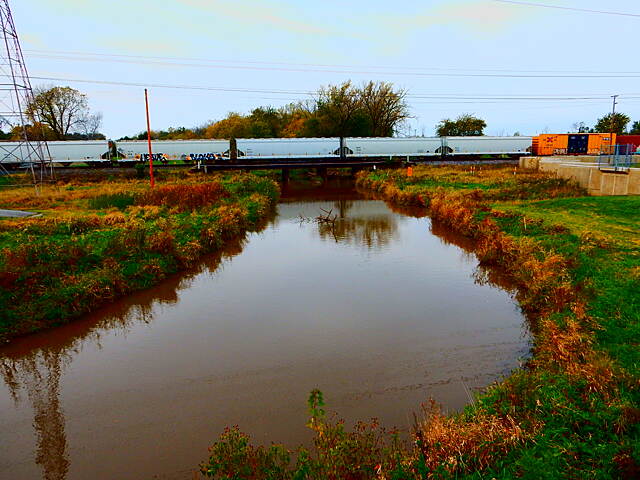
494, 0, 640, 18
25, 52, 640, 79
31, 75, 640, 103
23, 48, 640, 75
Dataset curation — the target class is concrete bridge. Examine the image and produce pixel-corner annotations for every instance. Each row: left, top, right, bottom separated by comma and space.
193, 158, 398, 181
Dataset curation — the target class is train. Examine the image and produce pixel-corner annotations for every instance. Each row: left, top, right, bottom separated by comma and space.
530, 134, 640, 156
0, 134, 637, 168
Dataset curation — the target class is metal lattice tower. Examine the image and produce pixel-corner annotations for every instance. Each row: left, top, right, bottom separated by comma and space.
0, 0, 52, 181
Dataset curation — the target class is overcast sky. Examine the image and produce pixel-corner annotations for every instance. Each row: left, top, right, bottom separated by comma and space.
13, 0, 639, 138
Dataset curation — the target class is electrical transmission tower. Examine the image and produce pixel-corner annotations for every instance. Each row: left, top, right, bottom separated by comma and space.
0, 0, 52, 181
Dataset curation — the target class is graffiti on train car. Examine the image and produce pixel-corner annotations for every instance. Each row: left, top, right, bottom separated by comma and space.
137, 153, 168, 162
189, 153, 225, 161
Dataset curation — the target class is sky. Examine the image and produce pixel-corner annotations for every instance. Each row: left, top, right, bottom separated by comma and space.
11, 0, 640, 138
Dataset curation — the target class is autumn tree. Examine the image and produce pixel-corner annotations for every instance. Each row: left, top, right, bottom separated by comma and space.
593, 112, 630, 135
436, 114, 486, 136
26, 86, 102, 140
9, 122, 56, 141
312, 81, 369, 137
359, 81, 409, 136
204, 113, 251, 138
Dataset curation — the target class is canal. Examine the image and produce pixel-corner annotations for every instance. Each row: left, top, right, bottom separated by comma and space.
0, 178, 529, 480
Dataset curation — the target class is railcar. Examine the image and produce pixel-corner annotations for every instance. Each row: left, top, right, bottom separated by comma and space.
443, 136, 532, 155
116, 139, 228, 164
343, 137, 442, 158
0, 140, 109, 166
532, 133, 616, 156
617, 135, 640, 153
236, 137, 340, 160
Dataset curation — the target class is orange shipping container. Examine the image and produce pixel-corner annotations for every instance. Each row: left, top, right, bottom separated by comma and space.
587, 133, 616, 154
535, 134, 569, 155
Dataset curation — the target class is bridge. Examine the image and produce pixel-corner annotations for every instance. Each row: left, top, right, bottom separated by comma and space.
193, 154, 521, 181
193, 157, 400, 181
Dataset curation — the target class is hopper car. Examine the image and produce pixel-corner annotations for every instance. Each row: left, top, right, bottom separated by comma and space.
1, 133, 636, 169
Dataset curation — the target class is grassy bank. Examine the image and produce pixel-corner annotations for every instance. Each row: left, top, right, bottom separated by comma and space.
201, 164, 639, 479
0, 171, 278, 342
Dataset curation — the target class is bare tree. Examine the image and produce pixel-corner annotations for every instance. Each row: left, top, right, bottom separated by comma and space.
78, 112, 103, 138
360, 81, 410, 136
26, 86, 93, 140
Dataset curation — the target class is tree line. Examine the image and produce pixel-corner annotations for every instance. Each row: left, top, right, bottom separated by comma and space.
121, 81, 411, 141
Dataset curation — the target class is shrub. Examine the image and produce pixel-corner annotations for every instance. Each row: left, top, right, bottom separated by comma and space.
88, 192, 137, 210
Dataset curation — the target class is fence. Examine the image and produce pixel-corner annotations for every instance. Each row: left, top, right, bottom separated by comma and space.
598, 144, 635, 172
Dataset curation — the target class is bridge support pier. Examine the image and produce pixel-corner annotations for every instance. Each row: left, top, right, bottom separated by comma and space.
281, 168, 290, 184
317, 166, 328, 183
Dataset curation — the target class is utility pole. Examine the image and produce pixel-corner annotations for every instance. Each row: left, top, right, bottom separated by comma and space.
610, 94, 618, 153
144, 88, 155, 188
0, 0, 53, 182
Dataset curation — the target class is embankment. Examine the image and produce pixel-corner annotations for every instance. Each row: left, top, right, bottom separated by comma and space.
0, 173, 279, 342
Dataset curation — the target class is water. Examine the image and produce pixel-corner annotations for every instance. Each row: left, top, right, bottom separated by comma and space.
0, 179, 529, 480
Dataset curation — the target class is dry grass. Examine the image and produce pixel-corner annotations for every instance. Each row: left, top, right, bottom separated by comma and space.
415, 399, 532, 477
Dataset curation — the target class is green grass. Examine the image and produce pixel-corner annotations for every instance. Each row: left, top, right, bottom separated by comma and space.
497, 196, 640, 246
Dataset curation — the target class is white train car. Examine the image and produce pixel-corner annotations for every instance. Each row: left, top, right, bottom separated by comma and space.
47, 140, 110, 163
236, 138, 340, 159
0, 140, 109, 165
443, 136, 532, 155
117, 139, 229, 163
344, 137, 443, 157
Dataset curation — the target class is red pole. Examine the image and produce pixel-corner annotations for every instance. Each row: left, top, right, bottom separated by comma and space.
145, 88, 155, 188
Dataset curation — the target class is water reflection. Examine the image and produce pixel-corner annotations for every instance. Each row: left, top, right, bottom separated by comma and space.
0, 235, 249, 480
318, 213, 398, 250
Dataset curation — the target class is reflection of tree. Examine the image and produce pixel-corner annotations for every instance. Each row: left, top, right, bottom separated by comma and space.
317, 214, 398, 250
1, 352, 70, 480
0, 234, 251, 480
334, 199, 354, 218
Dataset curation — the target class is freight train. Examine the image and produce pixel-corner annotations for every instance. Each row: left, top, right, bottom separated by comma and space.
0, 134, 637, 168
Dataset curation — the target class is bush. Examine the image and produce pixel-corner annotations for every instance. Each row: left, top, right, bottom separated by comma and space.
88, 193, 137, 210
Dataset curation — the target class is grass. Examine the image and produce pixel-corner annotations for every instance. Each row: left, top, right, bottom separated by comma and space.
201, 164, 640, 479
0, 171, 278, 342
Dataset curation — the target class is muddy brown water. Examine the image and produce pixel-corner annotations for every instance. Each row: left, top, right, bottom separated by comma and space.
0, 179, 529, 480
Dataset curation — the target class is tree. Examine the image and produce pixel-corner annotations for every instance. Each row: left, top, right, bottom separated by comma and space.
204, 113, 251, 138
593, 112, 630, 135
313, 81, 367, 137
9, 122, 55, 141
78, 112, 103, 139
436, 114, 486, 136
629, 121, 640, 135
359, 81, 410, 136
26, 86, 101, 140
572, 121, 590, 133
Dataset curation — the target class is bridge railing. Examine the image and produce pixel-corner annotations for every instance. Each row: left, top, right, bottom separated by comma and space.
598, 144, 633, 172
